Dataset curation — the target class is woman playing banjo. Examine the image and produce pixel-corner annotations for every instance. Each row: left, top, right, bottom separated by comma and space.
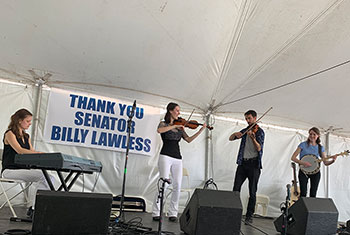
291, 127, 337, 197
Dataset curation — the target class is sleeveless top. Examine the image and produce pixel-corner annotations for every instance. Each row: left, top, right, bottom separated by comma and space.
159, 121, 188, 159
2, 130, 30, 172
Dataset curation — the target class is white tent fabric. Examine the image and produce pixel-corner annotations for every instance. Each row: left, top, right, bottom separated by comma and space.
1, 82, 350, 222
1, 0, 350, 132
1, 0, 350, 222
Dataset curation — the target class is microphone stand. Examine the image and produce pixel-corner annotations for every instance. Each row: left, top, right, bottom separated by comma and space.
117, 100, 136, 223
148, 178, 171, 235
157, 179, 169, 235
281, 184, 291, 235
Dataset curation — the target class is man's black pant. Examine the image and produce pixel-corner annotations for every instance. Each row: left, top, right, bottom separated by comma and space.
298, 170, 320, 197
233, 159, 261, 217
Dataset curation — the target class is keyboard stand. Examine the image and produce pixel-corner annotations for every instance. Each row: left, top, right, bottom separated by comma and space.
42, 169, 83, 191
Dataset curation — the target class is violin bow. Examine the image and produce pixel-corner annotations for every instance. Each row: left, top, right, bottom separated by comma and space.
241, 107, 273, 136
185, 109, 195, 124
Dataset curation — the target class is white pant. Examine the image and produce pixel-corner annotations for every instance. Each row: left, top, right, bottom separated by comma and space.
152, 154, 182, 217
2, 169, 53, 207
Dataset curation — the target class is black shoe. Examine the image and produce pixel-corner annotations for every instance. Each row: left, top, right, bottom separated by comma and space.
168, 216, 177, 222
244, 216, 253, 224
26, 207, 34, 219
152, 216, 160, 221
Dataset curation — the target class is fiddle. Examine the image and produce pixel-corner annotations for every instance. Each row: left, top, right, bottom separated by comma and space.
251, 123, 259, 133
240, 107, 273, 137
242, 122, 260, 137
173, 117, 213, 130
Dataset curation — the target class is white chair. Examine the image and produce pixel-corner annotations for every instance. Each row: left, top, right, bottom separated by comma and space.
0, 149, 32, 218
164, 167, 192, 213
254, 194, 270, 216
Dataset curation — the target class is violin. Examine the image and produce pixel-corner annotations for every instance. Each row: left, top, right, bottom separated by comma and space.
173, 117, 213, 130
250, 124, 259, 133
240, 107, 273, 136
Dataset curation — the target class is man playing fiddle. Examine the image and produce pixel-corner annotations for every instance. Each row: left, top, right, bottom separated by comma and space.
229, 110, 265, 224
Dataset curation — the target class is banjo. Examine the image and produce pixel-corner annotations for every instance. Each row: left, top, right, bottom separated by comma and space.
300, 150, 349, 175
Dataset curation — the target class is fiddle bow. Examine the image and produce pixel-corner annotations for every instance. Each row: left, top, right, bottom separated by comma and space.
241, 107, 273, 136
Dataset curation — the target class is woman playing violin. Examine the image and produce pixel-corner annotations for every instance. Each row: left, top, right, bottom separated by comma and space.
152, 102, 206, 222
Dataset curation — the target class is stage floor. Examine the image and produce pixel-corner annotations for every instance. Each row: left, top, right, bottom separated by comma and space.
0, 206, 342, 235
0, 206, 280, 235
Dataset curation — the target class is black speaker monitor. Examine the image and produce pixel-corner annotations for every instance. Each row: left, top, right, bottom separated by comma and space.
32, 190, 113, 235
180, 188, 242, 235
274, 197, 338, 235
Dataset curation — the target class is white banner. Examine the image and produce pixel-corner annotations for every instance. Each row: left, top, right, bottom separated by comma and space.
43, 88, 161, 156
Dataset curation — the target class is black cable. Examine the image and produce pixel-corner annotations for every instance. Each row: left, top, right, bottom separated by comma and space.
4, 229, 31, 235
241, 219, 269, 235
110, 217, 152, 235
220, 59, 350, 106
203, 178, 218, 190
143, 231, 175, 235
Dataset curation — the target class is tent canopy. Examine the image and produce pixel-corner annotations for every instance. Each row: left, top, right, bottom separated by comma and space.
1, 0, 350, 134
1, 0, 350, 222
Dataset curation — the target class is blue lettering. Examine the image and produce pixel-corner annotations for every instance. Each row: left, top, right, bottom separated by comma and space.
121, 135, 128, 148
51, 126, 61, 140
144, 139, 151, 152
73, 129, 80, 142
126, 105, 133, 117
98, 132, 107, 146
109, 133, 123, 148
66, 128, 73, 142
74, 111, 84, 125
91, 114, 101, 128
106, 101, 115, 114
77, 96, 88, 109
100, 116, 110, 129
135, 107, 144, 119
110, 117, 118, 130
69, 94, 78, 108
91, 131, 98, 145
117, 119, 126, 132
119, 103, 126, 116
62, 127, 67, 141
129, 136, 135, 150
135, 137, 143, 151
127, 121, 135, 134
97, 99, 106, 112
87, 98, 96, 111
80, 129, 89, 143
84, 113, 92, 126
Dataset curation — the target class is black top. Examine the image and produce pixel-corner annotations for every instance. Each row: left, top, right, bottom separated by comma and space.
159, 121, 188, 159
2, 130, 30, 172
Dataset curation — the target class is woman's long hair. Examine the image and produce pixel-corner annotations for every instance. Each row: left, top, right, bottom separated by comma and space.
307, 127, 321, 146
8, 108, 32, 139
164, 102, 179, 124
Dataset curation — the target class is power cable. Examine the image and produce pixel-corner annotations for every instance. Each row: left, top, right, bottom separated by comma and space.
241, 219, 269, 235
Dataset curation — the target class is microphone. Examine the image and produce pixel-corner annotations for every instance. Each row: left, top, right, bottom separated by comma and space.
129, 100, 136, 118
161, 178, 172, 184
286, 184, 291, 201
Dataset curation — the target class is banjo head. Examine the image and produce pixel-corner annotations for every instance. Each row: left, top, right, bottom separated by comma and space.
300, 154, 320, 175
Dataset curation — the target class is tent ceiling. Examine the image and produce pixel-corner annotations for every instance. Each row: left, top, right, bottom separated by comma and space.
1, 0, 350, 135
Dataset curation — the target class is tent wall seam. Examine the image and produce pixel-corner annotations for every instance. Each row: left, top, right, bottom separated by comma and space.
215, 0, 345, 110
210, 0, 252, 108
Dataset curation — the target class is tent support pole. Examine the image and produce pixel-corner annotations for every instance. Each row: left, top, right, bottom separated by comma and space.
324, 132, 330, 198
204, 113, 212, 182
31, 80, 44, 148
